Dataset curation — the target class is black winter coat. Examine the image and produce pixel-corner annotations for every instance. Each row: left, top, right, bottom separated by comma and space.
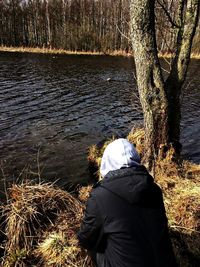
77, 166, 177, 267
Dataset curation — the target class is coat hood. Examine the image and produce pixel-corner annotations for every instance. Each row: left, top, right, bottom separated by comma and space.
100, 138, 140, 178
100, 166, 154, 204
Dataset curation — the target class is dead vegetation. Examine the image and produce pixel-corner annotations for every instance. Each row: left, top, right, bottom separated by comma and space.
0, 46, 132, 57
1, 47, 200, 59
1, 183, 92, 267
0, 128, 199, 266
88, 128, 200, 266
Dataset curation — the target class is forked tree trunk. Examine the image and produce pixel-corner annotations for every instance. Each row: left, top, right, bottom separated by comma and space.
130, 0, 169, 168
165, 0, 200, 151
130, 0, 199, 168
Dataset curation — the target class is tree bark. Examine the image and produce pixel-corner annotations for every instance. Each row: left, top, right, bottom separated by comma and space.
130, 0, 169, 168
165, 0, 200, 150
62, 0, 67, 49
130, 0, 199, 167
45, 0, 51, 48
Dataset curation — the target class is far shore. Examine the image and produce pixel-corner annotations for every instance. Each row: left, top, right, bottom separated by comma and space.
0, 46, 131, 57
1, 46, 200, 59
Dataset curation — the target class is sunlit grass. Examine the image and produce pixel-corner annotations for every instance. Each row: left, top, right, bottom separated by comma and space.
1, 182, 91, 266
36, 232, 80, 266
158, 51, 200, 59
1, 46, 200, 58
88, 128, 200, 266
1, 128, 199, 266
0, 46, 132, 57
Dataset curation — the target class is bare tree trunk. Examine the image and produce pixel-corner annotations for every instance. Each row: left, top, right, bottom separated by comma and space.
44, 0, 51, 48
130, 0, 199, 168
62, 0, 67, 49
165, 0, 200, 151
130, 0, 169, 168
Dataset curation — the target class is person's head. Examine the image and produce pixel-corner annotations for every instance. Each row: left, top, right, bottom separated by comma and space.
100, 138, 140, 178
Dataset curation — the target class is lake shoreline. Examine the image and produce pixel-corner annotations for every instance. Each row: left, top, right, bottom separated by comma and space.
1, 129, 200, 266
1, 46, 200, 59
0, 46, 131, 57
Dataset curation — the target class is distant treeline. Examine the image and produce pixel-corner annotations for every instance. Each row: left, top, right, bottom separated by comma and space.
0, 0, 199, 53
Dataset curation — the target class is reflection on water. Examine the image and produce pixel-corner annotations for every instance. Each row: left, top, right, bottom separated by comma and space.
0, 53, 199, 186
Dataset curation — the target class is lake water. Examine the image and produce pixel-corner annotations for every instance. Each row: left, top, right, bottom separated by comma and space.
0, 52, 200, 187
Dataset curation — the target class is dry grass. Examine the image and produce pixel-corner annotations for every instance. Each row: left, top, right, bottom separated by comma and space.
2, 46, 200, 58
0, 46, 132, 57
36, 232, 81, 267
1, 128, 199, 266
88, 128, 200, 266
88, 136, 116, 179
78, 185, 93, 203
0, 46, 103, 56
127, 127, 145, 156
87, 129, 145, 179
1, 182, 92, 267
158, 51, 200, 59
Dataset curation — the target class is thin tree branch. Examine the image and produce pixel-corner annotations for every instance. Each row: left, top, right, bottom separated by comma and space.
155, 14, 175, 55
157, 0, 180, 28
167, 0, 200, 88
161, 66, 170, 74
116, 24, 131, 41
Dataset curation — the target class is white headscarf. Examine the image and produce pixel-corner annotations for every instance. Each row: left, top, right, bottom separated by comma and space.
100, 138, 141, 178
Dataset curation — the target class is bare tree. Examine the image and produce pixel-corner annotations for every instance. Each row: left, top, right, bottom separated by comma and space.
130, 0, 200, 168
44, 0, 51, 47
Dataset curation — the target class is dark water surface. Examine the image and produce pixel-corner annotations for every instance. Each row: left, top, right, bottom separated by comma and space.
0, 52, 199, 187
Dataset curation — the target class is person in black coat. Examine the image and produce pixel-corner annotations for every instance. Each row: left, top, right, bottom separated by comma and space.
77, 138, 177, 267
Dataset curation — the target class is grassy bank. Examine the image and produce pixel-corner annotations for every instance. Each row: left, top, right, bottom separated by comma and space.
1, 46, 200, 59
158, 51, 200, 59
0, 46, 131, 57
1, 129, 200, 266
88, 129, 200, 266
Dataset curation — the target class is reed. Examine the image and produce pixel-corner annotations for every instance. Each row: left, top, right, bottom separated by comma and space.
158, 51, 200, 59
0, 46, 132, 57
1, 46, 200, 59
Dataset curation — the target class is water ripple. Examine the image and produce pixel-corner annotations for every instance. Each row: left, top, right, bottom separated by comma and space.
0, 53, 199, 184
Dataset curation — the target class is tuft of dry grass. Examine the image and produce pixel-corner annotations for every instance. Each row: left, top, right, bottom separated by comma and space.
127, 127, 145, 156
78, 185, 93, 203
164, 174, 200, 266
3, 248, 27, 267
1, 182, 92, 267
36, 232, 80, 266
88, 137, 116, 179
